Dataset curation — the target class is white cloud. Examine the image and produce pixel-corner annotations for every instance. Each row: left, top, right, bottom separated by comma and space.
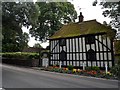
69, 0, 111, 24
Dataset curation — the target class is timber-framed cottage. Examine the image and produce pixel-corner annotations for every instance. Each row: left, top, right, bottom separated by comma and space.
49, 12, 116, 69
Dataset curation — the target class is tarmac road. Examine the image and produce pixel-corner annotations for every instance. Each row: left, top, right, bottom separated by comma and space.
2, 64, 119, 89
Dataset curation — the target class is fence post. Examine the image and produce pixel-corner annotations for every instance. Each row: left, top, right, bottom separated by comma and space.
83, 62, 85, 70
45, 58, 48, 68
59, 61, 61, 68
105, 63, 108, 74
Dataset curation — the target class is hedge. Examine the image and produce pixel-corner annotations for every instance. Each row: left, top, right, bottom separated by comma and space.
1, 52, 40, 59
1, 52, 40, 67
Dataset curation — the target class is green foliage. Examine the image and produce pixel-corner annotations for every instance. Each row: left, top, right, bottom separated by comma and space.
41, 50, 50, 58
2, 30, 29, 52
2, 52, 39, 59
28, 53, 39, 59
30, 2, 77, 41
115, 56, 120, 65
53, 68, 60, 72
114, 40, 120, 65
68, 65, 74, 70
42, 66, 117, 80
52, 64, 59, 67
85, 66, 100, 71
118, 59, 120, 65
51, 68, 61, 72
114, 40, 120, 55
2, 1, 77, 50
85, 67, 91, 71
66, 70, 72, 74
33, 43, 42, 48
91, 66, 100, 71
93, 1, 120, 38
101, 2, 120, 28
110, 64, 120, 78
2, 2, 39, 28
2, 2, 38, 52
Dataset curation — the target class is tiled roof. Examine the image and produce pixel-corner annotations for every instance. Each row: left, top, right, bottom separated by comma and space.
49, 20, 115, 39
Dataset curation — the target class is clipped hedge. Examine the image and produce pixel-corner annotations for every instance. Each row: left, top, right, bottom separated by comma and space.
1, 52, 39, 59
1, 52, 40, 67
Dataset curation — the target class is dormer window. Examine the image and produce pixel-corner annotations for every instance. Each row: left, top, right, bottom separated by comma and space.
59, 39, 66, 46
85, 35, 95, 44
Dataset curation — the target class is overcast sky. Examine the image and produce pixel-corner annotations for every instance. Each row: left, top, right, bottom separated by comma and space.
22, 0, 111, 48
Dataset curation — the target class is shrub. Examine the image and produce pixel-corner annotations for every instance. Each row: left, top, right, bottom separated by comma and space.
85, 67, 91, 71
91, 66, 100, 71
68, 65, 74, 70
53, 64, 59, 67
118, 59, 120, 65
85, 66, 100, 72
54, 68, 59, 72
58, 68, 63, 73
66, 70, 72, 74
110, 64, 120, 79
2, 52, 39, 59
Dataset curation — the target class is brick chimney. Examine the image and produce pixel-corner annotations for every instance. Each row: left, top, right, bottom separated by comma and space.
78, 12, 84, 23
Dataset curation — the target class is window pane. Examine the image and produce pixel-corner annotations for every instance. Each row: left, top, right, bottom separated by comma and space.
59, 39, 66, 46
85, 35, 95, 44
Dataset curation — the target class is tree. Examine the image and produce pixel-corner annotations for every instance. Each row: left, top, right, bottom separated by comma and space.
2, 27, 20, 52
33, 43, 42, 48
2, 1, 39, 52
93, 1, 120, 69
29, 2, 77, 41
2, 1, 77, 52
18, 32, 30, 50
2, 28, 30, 52
2, 2, 39, 29
93, 1, 120, 39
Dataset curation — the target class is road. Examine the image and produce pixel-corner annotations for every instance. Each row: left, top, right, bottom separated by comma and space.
2, 64, 119, 89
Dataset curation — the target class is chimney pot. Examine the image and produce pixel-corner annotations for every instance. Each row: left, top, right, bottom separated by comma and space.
78, 12, 84, 23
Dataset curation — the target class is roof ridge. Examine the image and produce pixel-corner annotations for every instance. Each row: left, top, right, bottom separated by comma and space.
49, 19, 115, 39
66, 19, 97, 25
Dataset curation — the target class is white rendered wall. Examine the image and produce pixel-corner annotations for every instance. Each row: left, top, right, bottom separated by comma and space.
50, 35, 113, 67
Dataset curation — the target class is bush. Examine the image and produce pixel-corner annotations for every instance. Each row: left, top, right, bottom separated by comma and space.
2, 52, 39, 59
118, 59, 120, 65
58, 68, 63, 73
85, 66, 100, 72
66, 70, 72, 74
110, 64, 120, 79
85, 67, 91, 71
91, 66, 100, 71
68, 65, 74, 70
54, 68, 59, 72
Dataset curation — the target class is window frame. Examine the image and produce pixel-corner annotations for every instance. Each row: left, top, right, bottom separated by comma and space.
86, 49, 96, 61
59, 39, 66, 46
59, 50, 67, 61
85, 35, 95, 44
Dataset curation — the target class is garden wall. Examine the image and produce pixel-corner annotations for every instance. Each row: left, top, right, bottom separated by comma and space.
2, 58, 39, 67
1, 52, 40, 67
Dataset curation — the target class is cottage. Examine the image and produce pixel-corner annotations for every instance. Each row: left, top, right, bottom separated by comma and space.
49, 12, 116, 69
